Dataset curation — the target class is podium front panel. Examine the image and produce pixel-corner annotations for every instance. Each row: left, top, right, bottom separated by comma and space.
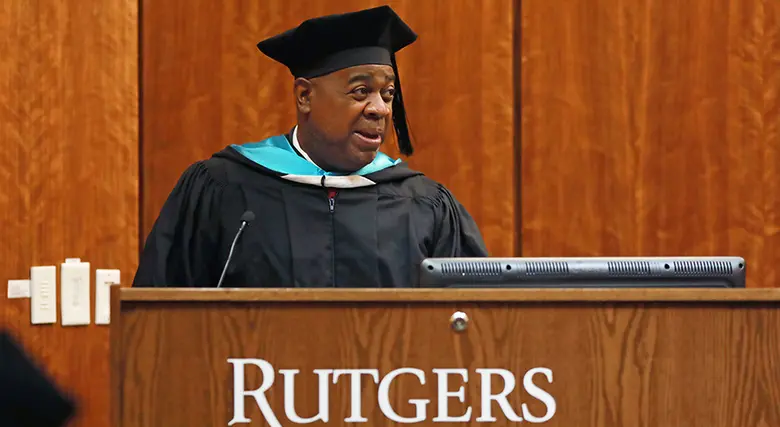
112, 289, 780, 426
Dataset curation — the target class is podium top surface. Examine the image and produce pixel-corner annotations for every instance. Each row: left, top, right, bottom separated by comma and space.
118, 287, 780, 302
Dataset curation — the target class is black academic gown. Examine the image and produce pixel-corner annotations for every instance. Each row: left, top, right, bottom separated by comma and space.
133, 134, 488, 288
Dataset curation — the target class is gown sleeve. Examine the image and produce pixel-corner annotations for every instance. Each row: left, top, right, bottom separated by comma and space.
430, 185, 490, 257
132, 161, 225, 287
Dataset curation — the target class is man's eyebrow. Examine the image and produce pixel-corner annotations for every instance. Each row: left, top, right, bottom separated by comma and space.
347, 73, 396, 84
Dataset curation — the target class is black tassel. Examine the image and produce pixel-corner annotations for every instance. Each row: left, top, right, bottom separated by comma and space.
391, 54, 414, 156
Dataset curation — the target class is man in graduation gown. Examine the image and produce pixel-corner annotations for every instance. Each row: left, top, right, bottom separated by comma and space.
133, 6, 488, 289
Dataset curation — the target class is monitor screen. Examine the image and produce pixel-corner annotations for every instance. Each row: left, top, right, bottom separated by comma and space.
418, 257, 746, 288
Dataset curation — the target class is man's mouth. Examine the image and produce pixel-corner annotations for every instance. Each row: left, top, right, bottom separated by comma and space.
354, 130, 383, 144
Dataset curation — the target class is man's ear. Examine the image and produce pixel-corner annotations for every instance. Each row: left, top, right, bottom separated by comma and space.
294, 78, 313, 114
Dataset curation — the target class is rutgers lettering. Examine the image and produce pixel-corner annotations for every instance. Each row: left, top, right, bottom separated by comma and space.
227, 359, 556, 425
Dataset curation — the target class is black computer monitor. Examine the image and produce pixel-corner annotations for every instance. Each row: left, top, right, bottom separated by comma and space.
418, 256, 746, 288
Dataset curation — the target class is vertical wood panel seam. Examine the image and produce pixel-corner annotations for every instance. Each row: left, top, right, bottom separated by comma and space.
137, 0, 145, 266
513, 0, 522, 256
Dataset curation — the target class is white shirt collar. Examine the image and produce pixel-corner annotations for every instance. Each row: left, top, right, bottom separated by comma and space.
291, 126, 324, 170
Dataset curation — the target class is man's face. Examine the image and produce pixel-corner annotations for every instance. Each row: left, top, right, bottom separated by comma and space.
297, 64, 396, 172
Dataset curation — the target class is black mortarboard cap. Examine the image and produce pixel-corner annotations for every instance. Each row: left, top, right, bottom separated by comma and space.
257, 6, 418, 155
0, 330, 76, 427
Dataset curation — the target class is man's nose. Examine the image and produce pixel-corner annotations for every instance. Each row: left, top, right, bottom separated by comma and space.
364, 93, 391, 118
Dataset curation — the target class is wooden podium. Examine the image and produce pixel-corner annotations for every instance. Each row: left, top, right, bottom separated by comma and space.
111, 287, 780, 426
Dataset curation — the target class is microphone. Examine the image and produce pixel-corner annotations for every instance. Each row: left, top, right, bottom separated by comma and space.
216, 210, 255, 288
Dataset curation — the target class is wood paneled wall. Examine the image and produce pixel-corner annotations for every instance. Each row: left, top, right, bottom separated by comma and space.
140, 0, 517, 257
0, 1, 138, 426
1, 0, 777, 425
520, 0, 780, 287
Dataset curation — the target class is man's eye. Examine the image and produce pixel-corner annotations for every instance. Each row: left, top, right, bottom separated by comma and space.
352, 87, 369, 95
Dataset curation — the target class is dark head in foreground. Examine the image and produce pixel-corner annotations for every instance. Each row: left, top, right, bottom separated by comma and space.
0, 330, 76, 427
